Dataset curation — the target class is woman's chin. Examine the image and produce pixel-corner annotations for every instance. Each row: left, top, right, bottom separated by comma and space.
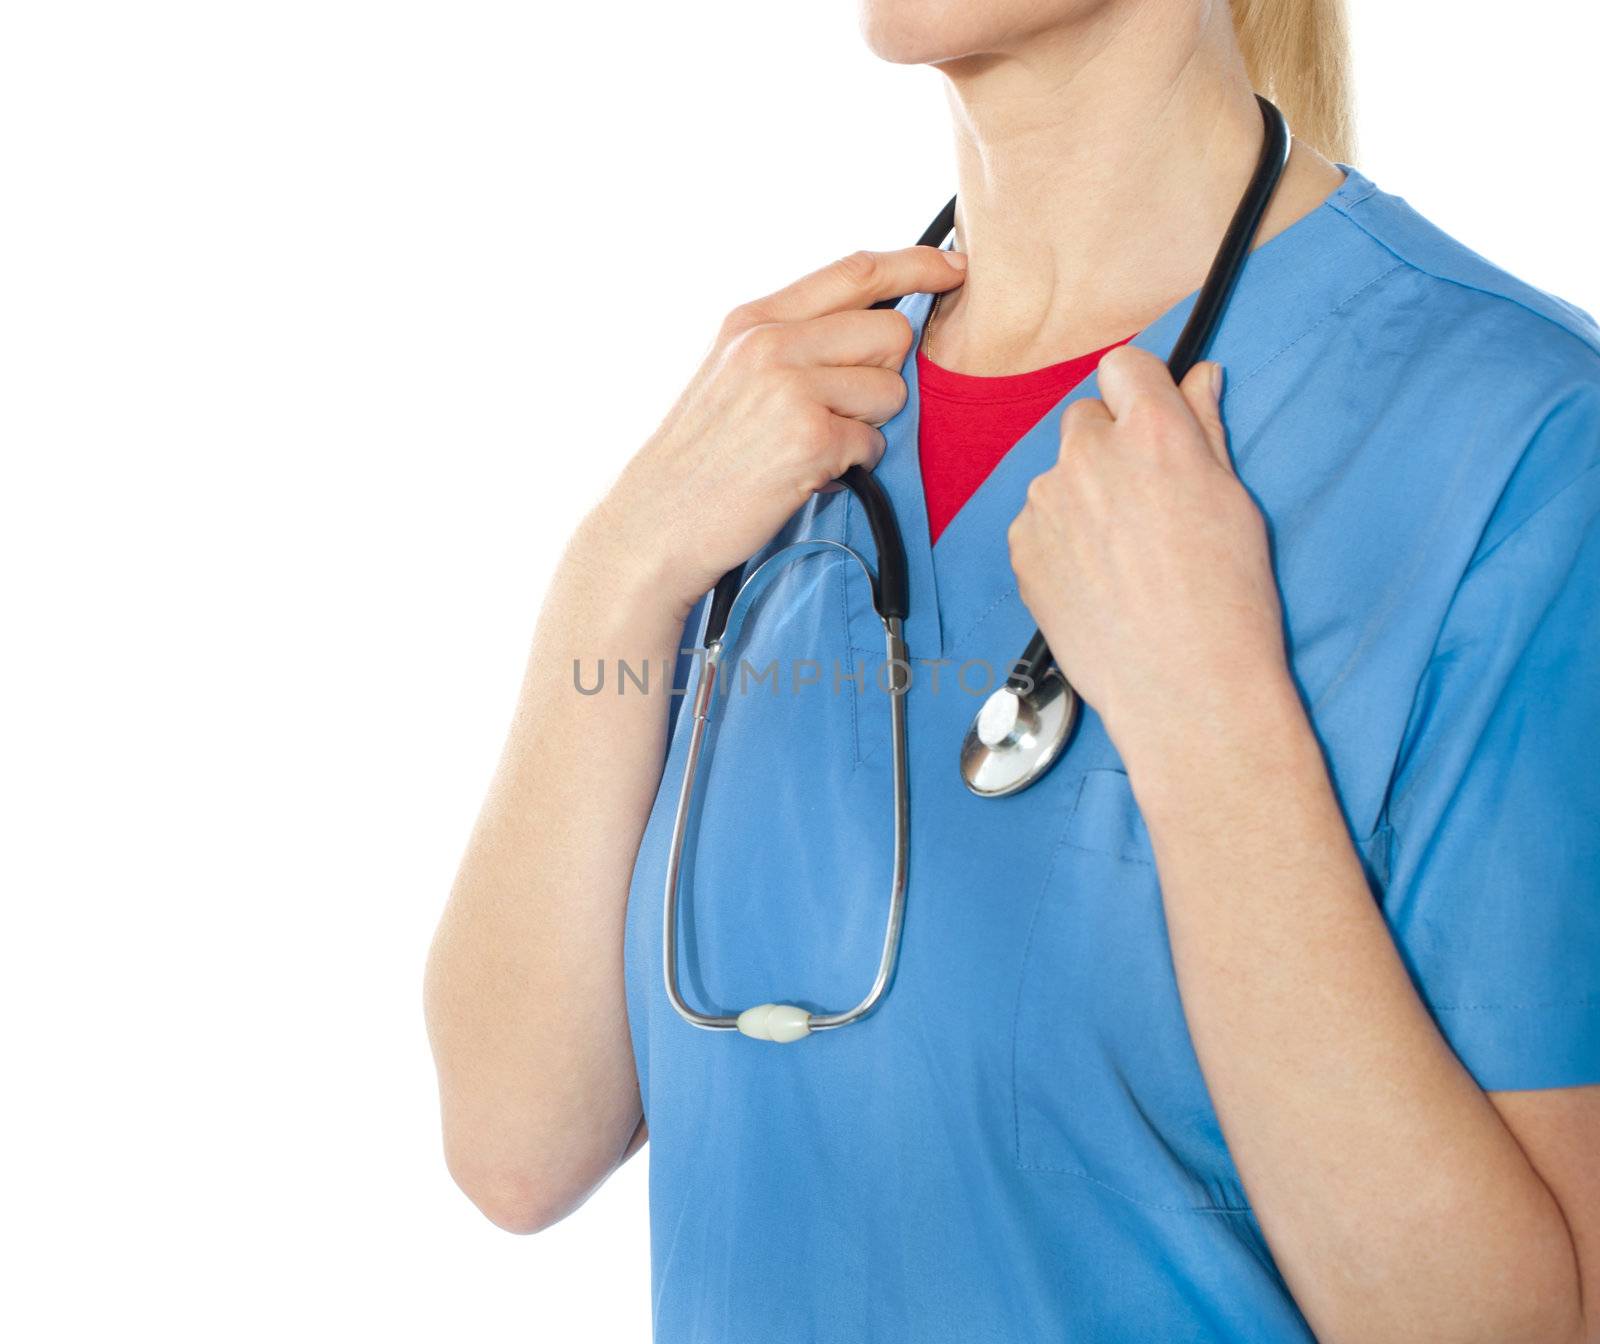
858, 0, 1095, 66
857, 1, 1004, 66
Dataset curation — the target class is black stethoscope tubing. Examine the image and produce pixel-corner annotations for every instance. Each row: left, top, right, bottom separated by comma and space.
701, 93, 1289, 778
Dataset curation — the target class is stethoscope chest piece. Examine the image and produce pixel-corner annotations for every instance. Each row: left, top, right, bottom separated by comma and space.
959, 671, 1079, 798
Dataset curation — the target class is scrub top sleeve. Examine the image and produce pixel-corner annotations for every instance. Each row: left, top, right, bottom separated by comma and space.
1380, 401, 1600, 1093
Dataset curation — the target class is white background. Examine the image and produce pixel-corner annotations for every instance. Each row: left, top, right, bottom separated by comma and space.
3, 2, 1595, 1339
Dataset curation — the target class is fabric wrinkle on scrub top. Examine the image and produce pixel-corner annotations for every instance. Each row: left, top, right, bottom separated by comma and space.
623, 165, 1600, 1343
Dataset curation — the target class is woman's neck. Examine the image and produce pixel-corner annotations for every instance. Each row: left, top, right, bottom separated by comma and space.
929, 2, 1345, 374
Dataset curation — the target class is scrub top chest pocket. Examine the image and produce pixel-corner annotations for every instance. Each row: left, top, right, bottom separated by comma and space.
1012, 767, 1252, 1213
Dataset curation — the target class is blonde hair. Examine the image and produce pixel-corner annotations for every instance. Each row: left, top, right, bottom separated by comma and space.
1230, 0, 1357, 164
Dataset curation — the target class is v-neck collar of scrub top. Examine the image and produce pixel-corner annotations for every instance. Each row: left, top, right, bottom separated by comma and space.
843, 164, 1384, 664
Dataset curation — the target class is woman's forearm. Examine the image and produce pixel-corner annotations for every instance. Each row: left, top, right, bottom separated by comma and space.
1122, 675, 1586, 1344
424, 503, 690, 1233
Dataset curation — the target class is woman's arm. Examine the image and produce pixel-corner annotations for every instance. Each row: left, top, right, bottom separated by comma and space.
1126, 676, 1597, 1344
423, 516, 689, 1234
424, 245, 967, 1234
1008, 344, 1599, 1343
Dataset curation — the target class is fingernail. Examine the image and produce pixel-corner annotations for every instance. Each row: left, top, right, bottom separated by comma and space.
944, 250, 968, 270
1209, 362, 1224, 399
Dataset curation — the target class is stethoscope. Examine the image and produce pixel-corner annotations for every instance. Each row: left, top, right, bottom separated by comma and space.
664, 95, 1290, 1042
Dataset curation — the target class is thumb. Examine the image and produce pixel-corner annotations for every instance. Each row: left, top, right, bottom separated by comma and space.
1178, 360, 1231, 470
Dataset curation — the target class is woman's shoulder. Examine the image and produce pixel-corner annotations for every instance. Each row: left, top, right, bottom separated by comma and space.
1323, 166, 1600, 381
1311, 169, 1600, 539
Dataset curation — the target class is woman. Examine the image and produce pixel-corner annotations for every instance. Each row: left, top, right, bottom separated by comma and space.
425, 1, 1600, 1339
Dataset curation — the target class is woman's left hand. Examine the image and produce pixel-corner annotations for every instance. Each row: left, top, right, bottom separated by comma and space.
1006, 344, 1290, 772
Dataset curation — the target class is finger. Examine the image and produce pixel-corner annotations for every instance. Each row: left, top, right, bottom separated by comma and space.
779, 308, 916, 371
1177, 361, 1231, 469
1058, 394, 1113, 444
748, 246, 967, 325
813, 416, 887, 492
1093, 343, 1185, 422
829, 413, 888, 475
804, 365, 908, 426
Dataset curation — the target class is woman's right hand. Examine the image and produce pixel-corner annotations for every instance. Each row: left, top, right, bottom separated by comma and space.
428, 246, 962, 1239
604, 245, 968, 619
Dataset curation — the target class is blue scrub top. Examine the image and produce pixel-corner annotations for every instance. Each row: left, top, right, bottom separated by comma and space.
622, 167, 1600, 1342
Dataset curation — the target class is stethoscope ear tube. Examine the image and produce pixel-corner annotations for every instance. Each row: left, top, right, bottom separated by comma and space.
704, 565, 743, 647
664, 574, 912, 1041
704, 462, 912, 640
839, 465, 908, 619
1163, 95, 1291, 380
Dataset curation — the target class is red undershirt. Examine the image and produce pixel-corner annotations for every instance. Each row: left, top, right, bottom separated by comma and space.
916, 335, 1135, 544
